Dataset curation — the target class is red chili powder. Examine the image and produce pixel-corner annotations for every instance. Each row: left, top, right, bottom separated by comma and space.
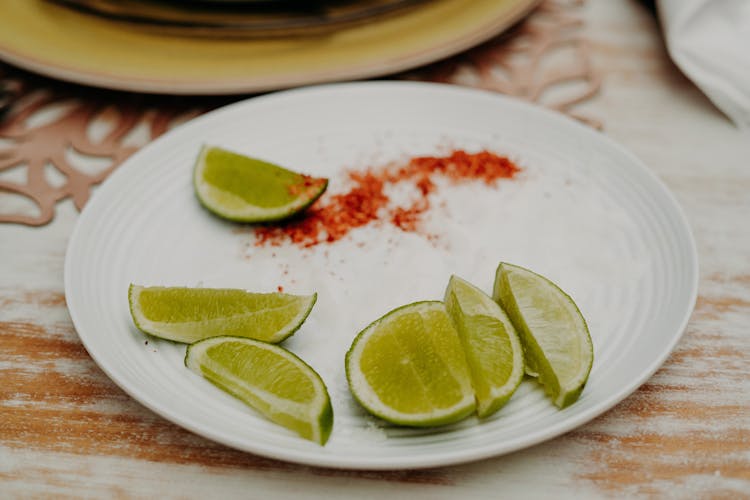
287, 175, 326, 196
255, 149, 520, 248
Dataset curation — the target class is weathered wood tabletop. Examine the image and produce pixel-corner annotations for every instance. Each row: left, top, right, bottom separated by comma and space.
1, 1, 748, 498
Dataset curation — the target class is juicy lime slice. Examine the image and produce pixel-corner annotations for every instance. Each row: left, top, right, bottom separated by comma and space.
129, 285, 316, 344
444, 275, 524, 418
493, 263, 593, 408
185, 336, 333, 445
345, 301, 475, 427
194, 145, 327, 222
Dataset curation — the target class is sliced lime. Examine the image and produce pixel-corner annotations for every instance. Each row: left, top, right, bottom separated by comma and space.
193, 145, 327, 222
186, 336, 333, 445
444, 275, 524, 417
493, 263, 593, 408
129, 285, 316, 344
345, 301, 475, 427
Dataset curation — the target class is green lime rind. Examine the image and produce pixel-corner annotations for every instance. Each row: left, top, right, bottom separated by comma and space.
193, 145, 328, 223
185, 336, 333, 445
444, 275, 524, 418
129, 284, 316, 344
492, 262, 593, 409
345, 301, 476, 427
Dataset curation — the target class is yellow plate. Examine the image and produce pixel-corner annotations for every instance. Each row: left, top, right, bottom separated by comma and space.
0, 0, 538, 94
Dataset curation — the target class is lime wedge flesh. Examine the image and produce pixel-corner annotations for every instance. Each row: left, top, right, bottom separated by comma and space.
185, 336, 333, 445
493, 263, 593, 408
129, 285, 316, 344
345, 301, 475, 427
444, 275, 524, 417
194, 145, 327, 222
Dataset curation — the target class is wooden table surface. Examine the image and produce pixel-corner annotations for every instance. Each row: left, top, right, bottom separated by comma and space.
1, 1, 749, 498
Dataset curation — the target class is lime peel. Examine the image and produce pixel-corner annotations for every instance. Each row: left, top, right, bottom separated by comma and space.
444, 275, 524, 418
493, 262, 593, 408
345, 301, 475, 427
129, 284, 316, 344
185, 336, 333, 445
194, 145, 327, 223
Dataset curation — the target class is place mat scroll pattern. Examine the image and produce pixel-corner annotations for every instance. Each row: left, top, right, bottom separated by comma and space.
409, 0, 600, 128
0, 0, 599, 227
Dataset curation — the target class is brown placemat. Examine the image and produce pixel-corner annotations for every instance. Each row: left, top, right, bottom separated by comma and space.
0, 0, 599, 227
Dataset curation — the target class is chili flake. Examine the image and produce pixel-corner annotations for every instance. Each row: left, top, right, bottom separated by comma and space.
255, 149, 520, 248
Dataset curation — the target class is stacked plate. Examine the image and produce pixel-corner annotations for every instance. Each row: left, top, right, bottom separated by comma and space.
0, 0, 539, 93
54, 0, 431, 38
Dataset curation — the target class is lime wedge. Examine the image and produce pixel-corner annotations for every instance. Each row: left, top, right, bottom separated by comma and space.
128, 285, 316, 344
193, 145, 327, 222
493, 263, 593, 408
186, 336, 333, 445
345, 301, 475, 427
444, 275, 524, 418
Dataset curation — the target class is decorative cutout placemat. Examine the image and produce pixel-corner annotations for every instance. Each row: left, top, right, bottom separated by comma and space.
411, 0, 601, 128
0, 0, 599, 227
0, 82, 220, 226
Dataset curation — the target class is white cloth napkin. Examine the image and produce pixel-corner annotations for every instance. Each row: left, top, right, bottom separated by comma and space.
658, 0, 750, 127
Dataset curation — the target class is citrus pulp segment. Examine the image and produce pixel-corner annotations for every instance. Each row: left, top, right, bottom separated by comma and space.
492, 263, 593, 408
193, 145, 327, 222
185, 336, 333, 445
128, 285, 316, 344
444, 275, 524, 417
345, 301, 476, 427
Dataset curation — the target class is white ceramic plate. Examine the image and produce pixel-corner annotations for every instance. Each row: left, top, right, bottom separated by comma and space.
65, 82, 698, 469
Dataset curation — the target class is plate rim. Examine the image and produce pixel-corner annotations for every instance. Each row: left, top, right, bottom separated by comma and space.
64, 81, 699, 469
0, 0, 540, 94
